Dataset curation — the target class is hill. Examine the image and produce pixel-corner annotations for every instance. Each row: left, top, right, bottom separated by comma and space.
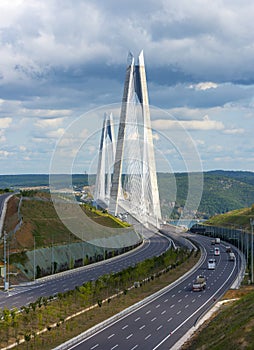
1, 170, 254, 219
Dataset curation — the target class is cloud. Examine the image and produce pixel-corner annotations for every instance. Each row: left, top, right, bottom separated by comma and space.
0, 117, 12, 128
223, 128, 245, 135
189, 82, 218, 90
35, 117, 66, 129
152, 115, 224, 131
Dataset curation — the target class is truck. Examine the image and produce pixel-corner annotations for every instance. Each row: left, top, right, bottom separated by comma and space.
215, 238, 220, 244
192, 275, 206, 291
229, 252, 236, 261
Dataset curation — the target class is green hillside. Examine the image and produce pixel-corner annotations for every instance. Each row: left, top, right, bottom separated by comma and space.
204, 204, 254, 230
1, 171, 254, 219
158, 171, 254, 219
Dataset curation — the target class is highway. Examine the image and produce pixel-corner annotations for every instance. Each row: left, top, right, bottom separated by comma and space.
0, 232, 171, 310
0, 193, 12, 236
60, 234, 242, 350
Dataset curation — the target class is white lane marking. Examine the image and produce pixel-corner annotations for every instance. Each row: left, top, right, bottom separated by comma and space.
139, 325, 145, 330
177, 310, 181, 315
111, 345, 118, 350
135, 317, 140, 322
90, 344, 99, 350
170, 304, 175, 308
151, 317, 157, 322
178, 299, 182, 303
185, 294, 188, 298
185, 304, 189, 308
167, 317, 172, 322
161, 310, 166, 315
145, 334, 151, 340
108, 333, 115, 339
156, 304, 160, 308
178, 290, 182, 293
126, 333, 133, 339
153, 257, 237, 350
164, 298, 168, 302
146, 310, 151, 314
131, 346, 138, 350
157, 325, 163, 330
192, 299, 196, 303
122, 325, 128, 330
172, 294, 175, 297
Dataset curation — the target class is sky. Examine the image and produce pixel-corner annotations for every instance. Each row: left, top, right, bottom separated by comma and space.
0, 0, 254, 175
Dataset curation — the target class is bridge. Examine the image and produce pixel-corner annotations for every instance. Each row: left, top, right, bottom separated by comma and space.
94, 51, 161, 229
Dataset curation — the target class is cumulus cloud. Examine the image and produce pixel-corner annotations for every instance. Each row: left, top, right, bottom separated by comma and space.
152, 115, 224, 131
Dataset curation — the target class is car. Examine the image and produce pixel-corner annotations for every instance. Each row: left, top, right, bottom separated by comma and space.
214, 247, 220, 256
211, 239, 215, 245
226, 246, 232, 253
208, 258, 216, 269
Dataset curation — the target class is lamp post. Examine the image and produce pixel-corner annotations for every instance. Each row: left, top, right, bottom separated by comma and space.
250, 218, 254, 284
3, 231, 8, 291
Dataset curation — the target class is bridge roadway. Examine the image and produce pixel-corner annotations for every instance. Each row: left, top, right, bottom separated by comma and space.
59, 234, 242, 350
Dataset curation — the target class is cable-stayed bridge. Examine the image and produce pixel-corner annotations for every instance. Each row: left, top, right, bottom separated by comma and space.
94, 51, 161, 229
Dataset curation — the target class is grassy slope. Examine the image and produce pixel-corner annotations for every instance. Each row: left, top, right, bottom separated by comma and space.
205, 204, 254, 230
184, 287, 254, 350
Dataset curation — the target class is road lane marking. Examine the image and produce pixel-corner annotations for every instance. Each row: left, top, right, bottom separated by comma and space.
122, 325, 128, 330
172, 294, 175, 297
146, 310, 151, 314
139, 325, 145, 330
131, 346, 138, 350
157, 325, 163, 330
161, 310, 166, 315
178, 299, 182, 303
185, 304, 189, 308
156, 304, 160, 308
170, 304, 175, 308
145, 334, 151, 340
126, 334, 133, 339
90, 344, 99, 350
167, 317, 172, 322
135, 317, 140, 322
164, 298, 168, 302
151, 317, 157, 322
108, 333, 115, 339
177, 310, 181, 315
111, 345, 118, 350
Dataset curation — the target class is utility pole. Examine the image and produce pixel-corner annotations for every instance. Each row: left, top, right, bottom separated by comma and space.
250, 218, 254, 283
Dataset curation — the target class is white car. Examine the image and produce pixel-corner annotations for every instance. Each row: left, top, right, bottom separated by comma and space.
208, 258, 216, 269
214, 247, 220, 256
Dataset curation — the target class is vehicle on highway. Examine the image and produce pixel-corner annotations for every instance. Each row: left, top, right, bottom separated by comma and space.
214, 247, 220, 256
192, 275, 206, 291
215, 237, 220, 244
208, 258, 216, 269
211, 239, 215, 245
226, 246, 232, 252
229, 252, 236, 261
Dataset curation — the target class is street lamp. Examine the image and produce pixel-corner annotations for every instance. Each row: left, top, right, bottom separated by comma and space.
250, 218, 254, 284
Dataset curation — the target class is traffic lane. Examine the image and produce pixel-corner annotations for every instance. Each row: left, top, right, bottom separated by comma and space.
70, 235, 238, 349
0, 234, 170, 309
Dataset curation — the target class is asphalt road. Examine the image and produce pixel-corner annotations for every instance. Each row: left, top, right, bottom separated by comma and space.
62, 234, 242, 350
0, 193, 12, 235
0, 232, 171, 310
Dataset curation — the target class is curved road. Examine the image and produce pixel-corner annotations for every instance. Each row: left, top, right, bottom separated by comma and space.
0, 232, 171, 310
61, 234, 242, 350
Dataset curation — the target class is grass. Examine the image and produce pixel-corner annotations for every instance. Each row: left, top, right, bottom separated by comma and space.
183, 286, 254, 350
205, 204, 254, 231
